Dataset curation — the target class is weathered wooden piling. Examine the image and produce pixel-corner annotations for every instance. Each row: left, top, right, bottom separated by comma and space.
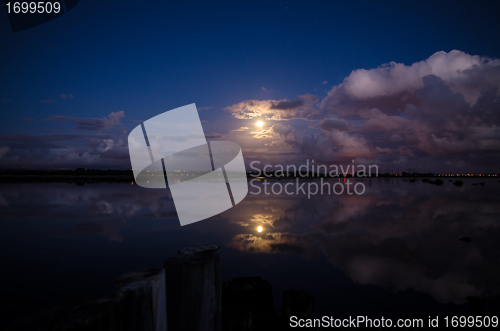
164, 244, 222, 331
7, 245, 222, 331
222, 305, 255, 331
222, 277, 273, 313
466, 296, 484, 316
6, 298, 118, 331
222, 276, 275, 331
281, 289, 314, 326
113, 268, 166, 331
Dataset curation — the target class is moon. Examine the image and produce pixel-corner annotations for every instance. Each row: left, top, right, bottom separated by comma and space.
256, 121, 263, 127
257, 226, 263, 232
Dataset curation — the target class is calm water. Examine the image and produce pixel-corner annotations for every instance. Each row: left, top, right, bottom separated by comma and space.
1, 178, 499, 326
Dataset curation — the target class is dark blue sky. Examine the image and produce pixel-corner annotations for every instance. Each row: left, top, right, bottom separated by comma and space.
1, 0, 500, 171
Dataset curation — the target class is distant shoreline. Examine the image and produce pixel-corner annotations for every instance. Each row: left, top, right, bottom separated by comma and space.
0, 169, 134, 183
0, 169, 498, 183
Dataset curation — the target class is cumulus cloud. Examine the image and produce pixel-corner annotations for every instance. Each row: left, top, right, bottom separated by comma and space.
45, 111, 125, 132
205, 132, 222, 139
390, 134, 403, 142
251, 128, 273, 139
0, 132, 131, 168
250, 124, 295, 139
291, 130, 376, 163
228, 50, 500, 171
0, 110, 131, 168
0, 133, 114, 149
271, 123, 294, 137
0, 146, 11, 158
270, 98, 304, 110
226, 94, 319, 120
329, 50, 500, 104
230, 126, 249, 133
312, 118, 350, 132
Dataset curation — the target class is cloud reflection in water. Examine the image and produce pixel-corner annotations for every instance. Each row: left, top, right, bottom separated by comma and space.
225, 178, 500, 305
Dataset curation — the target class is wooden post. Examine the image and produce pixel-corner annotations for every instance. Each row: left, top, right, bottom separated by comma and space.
281, 289, 314, 327
466, 296, 484, 316
222, 277, 276, 330
222, 305, 255, 331
6, 298, 118, 331
222, 276, 274, 314
7, 246, 222, 331
113, 268, 166, 331
164, 244, 222, 331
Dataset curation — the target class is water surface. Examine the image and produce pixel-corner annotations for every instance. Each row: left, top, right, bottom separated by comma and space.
1, 177, 499, 326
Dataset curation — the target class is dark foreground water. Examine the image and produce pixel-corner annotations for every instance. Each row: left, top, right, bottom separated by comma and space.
1, 177, 499, 327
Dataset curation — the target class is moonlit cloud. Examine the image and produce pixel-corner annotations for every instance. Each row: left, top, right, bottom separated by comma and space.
344, 50, 499, 104
226, 50, 500, 171
229, 126, 249, 133
251, 128, 273, 139
225, 94, 319, 120
3, 50, 500, 171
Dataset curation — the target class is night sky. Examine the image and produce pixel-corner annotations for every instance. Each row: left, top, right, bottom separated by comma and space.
1, 0, 500, 172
